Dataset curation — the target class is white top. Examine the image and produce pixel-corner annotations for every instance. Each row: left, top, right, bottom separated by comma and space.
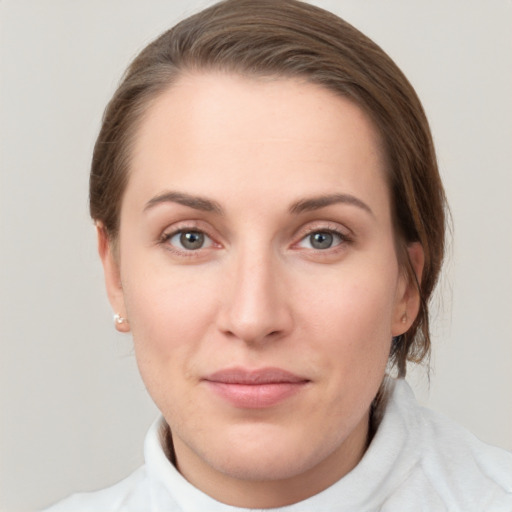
44, 379, 512, 511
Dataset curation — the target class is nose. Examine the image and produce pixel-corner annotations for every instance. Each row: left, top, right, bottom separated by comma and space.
217, 247, 293, 345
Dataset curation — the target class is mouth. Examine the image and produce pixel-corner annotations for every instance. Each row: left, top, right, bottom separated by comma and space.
203, 367, 310, 409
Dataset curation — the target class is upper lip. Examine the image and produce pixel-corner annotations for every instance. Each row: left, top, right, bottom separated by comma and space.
204, 367, 309, 385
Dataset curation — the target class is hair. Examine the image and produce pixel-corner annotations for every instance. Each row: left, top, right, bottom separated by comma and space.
90, 0, 447, 377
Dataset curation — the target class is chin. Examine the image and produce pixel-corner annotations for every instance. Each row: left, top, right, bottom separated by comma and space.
191, 422, 346, 482
208, 447, 319, 482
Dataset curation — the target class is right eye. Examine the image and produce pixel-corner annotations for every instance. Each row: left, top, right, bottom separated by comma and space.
296, 229, 348, 251
163, 230, 213, 251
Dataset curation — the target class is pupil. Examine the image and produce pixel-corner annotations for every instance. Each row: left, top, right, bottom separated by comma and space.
180, 231, 204, 250
311, 232, 333, 249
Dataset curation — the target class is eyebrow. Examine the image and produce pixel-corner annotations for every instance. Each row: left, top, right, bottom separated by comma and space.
143, 190, 373, 217
289, 193, 374, 216
144, 191, 223, 214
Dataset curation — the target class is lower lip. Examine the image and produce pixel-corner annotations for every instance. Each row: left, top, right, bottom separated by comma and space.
205, 381, 307, 409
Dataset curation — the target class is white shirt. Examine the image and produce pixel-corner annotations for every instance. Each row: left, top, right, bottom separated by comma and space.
44, 379, 512, 511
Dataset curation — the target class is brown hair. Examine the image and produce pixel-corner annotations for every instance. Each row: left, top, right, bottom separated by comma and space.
90, 0, 447, 377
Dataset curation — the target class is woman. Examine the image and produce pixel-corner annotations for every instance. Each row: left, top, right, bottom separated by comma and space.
45, 0, 511, 510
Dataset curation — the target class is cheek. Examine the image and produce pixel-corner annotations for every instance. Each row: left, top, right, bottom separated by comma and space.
121, 264, 221, 386
302, 261, 399, 340
296, 259, 398, 383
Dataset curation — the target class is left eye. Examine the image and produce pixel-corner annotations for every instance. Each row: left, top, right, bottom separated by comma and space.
298, 230, 343, 250
167, 230, 213, 251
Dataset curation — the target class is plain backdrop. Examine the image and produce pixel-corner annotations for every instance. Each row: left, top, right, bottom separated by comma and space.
1, 1, 511, 510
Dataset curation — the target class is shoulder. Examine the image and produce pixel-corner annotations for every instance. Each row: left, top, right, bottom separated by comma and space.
417, 405, 512, 508
41, 466, 150, 512
389, 379, 512, 510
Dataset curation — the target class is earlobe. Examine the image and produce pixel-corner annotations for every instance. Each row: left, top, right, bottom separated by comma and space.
96, 223, 130, 333
392, 242, 424, 336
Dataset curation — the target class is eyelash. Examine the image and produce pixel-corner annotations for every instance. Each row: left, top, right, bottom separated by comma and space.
295, 225, 352, 252
158, 223, 352, 257
158, 223, 218, 258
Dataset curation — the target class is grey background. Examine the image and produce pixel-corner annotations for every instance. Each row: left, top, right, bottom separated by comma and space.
1, 1, 511, 510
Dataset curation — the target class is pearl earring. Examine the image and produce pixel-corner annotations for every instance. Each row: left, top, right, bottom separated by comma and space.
401, 313, 408, 324
113, 313, 127, 325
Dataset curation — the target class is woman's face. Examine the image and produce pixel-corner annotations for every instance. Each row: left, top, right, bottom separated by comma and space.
100, 72, 421, 507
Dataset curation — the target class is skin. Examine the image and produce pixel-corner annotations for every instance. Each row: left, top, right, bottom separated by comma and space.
98, 72, 423, 508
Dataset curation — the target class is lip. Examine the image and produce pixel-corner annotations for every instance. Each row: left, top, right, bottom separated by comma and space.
203, 367, 310, 409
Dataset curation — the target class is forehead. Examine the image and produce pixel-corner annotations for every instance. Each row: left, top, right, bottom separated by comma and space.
126, 72, 389, 216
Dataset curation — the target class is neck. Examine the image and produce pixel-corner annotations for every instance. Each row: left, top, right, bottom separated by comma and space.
165, 411, 371, 508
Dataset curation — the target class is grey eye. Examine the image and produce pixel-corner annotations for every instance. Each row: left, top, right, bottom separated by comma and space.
180, 231, 205, 250
298, 230, 345, 250
309, 231, 334, 249
169, 230, 211, 250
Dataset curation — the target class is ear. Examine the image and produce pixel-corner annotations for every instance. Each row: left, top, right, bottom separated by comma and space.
96, 223, 130, 333
391, 242, 424, 337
